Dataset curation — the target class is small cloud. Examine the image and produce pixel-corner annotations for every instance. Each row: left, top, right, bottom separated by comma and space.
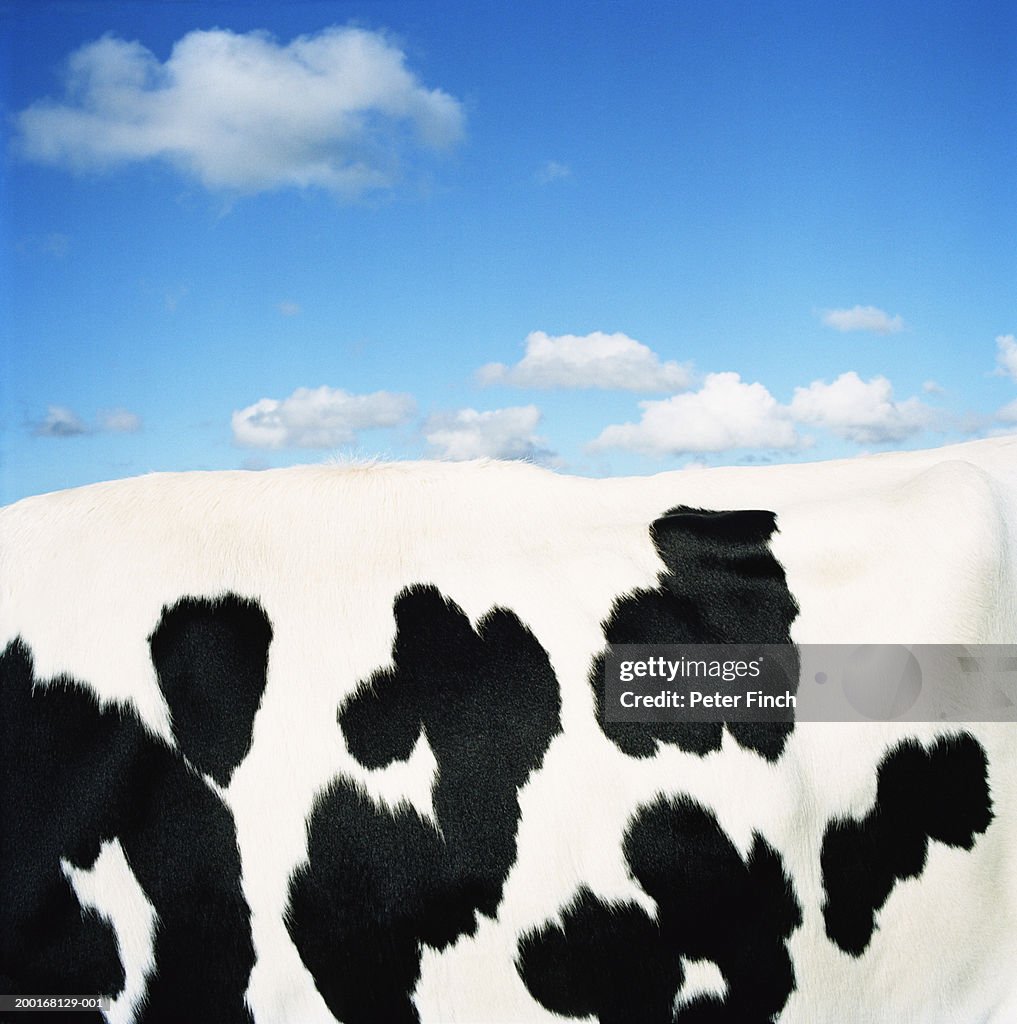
98, 407, 142, 433
536, 160, 571, 184
42, 233, 71, 257
232, 385, 415, 449
588, 372, 800, 455
789, 371, 933, 444
15, 26, 465, 198
16, 232, 71, 258
997, 398, 1017, 424
164, 285, 189, 313
922, 380, 944, 394
32, 405, 90, 437
953, 411, 990, 437
994, 334, 1017, 381
479, 331, 691, 392
31, 404, 144, 437
423, 405, 552, 461
820, 305, 906, 335
277, 301, 302, 317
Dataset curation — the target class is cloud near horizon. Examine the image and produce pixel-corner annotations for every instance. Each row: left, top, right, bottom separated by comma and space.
97, 407, 143, 433
16, 26, 465, 196
995, 334, 1017, 381
32, 405, 142, 438
479, 331, 691, 391
821, 305, 905, 334
423, 405, 552, 461
232, 386, 416, 449
589, 372, 801, 455
590, 370, 935, 455
32, 406, 90, 438
789, 371, 933, 443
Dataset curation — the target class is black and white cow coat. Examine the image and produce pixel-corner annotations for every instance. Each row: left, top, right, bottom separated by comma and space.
2, 436, 1016, 1023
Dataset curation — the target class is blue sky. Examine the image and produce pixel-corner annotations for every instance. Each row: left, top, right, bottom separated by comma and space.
3, 0, 1016, 502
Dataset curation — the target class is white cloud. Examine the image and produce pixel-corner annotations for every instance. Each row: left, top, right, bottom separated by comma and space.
98, 407, 142, 433
536, 160, 571, 183
922, 380, 944, 394
277, 301, 302, 317
479, 331, 691, 392
589, 373, 800, 455
16, 27, 465, 196
232, 385, 416, 449
31, 404, 143, 437
997, 399, 1017, 424
423, 405, 551, 461
32, 405, 90, 438
42, 233, 71, 258
821, 306, 905, 335
995, 334, 1017, 381
589, 369, 937, 456
789, 371, 933, 443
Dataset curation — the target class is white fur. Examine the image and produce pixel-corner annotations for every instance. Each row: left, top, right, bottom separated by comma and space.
3, 436, 1016, 1023
62, 841, 157, 1024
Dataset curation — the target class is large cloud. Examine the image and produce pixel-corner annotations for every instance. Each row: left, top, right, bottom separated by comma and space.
16, 27, 464, 196
820, 306, 905, 335
590, 370, 936, 455
423, 405, 551, 461
588, 373, 800, 455
479, 331, 691, 391
789, 371, 933, 443
232, 386, 415, 449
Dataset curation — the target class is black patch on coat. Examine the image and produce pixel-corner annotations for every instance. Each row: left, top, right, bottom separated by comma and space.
150, 594, 272, 785
0, 641, 125, 1024
594, 507, 800, 761
287, 583, 562, 1024
0, 593, 268, 1023
821, 731, 993, 955
517, 795, 802, 1023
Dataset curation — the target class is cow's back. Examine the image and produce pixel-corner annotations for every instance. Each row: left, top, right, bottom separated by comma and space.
2, 437, 1016, 1023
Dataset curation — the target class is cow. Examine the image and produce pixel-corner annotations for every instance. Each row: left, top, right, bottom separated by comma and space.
2, 435, 1016, 1024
